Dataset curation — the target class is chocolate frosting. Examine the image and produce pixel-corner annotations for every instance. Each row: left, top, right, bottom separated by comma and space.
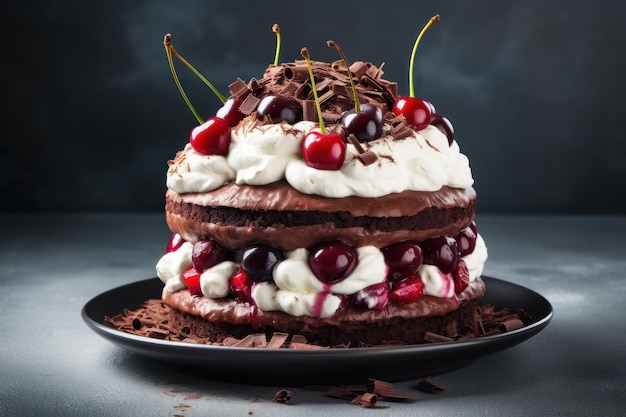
167, 182, 476, 218
162, 277, 486, 329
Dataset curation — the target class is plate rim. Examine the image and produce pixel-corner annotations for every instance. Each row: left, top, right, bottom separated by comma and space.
81, 276, 553, 355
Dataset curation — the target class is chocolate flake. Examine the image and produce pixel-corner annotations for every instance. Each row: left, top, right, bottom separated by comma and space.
238, 94, 261, 116
351, 393, 379, 408
416, 377, 445, 394
272, 389, 292, 404
358, 151, 378, 166
229, 78, 251, 99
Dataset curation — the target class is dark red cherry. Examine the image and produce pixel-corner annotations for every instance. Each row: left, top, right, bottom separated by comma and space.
256, 95, 302, 124
349, 282, 389, 310
165, 232, 185, 253
192, 240, 227, 272
181, 267, 202, 296
216, 97, 243, 127
301, 131, 346, 170
189, 116, 231, 155
455, 227, 477, 257
229, 269, 253, 304
453, 259, 470, 295
392, 96, 433, 131
340, 103, 383, 142
240, 244, 283, 282
308, 241, 359, 284
389, 274, 425, 304
430, 113, 454, 145
382, 241, 423, 281
469, 220, 478, 235
421, 235, 459, 273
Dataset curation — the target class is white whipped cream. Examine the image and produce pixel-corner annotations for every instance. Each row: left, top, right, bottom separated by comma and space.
156, 242, 193, 292
200, 261, 239, 298
166, 122, 474, 198
156, 235, 487, 317
166, 144, 235, 193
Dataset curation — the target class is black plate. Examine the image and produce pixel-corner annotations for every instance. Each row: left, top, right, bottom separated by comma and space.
82, 276, 552, 385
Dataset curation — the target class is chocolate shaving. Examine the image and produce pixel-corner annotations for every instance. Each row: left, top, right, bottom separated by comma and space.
238, 94, 261, 116
302, 100, 318, 122
351, 393, 379, 408
284, 65, 311, 82
347, 134, 365, 153
349, 61, 369, 79
272, 389, 292, 404
416, 377, 445, 394
228, 78, 251, 99
358, 151, 378, 166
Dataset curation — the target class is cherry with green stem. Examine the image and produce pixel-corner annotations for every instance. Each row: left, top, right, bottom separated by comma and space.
300, 47, 346, 171
328, 40, 382, 142
392, 15, 439, 131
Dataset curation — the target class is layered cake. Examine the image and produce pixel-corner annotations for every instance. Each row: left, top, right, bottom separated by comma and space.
155, 23, 488, 347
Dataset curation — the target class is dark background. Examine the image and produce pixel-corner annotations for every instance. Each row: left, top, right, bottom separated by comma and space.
2, 0, 625, 214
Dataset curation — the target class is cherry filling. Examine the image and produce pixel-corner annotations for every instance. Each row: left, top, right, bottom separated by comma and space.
171, 223, 479, 314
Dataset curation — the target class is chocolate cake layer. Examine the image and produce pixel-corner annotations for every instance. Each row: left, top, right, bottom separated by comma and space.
162, 278, 485, 346
165, 182, 476, 250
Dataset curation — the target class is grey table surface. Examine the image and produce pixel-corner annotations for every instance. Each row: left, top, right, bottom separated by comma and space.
1, 213, 624, 416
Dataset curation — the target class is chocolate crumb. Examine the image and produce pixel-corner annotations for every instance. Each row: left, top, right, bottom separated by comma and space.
273, 389, 292, 404
416, 377, 445, 394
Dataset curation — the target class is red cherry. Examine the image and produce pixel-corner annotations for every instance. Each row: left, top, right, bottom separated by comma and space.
189, 116, 231, 156
389, 274, 425, 304
453, 259, 470, 295
256, 95, 302, 124
340, 104, 383, 142
181, 267, 202, 296
392, 96, 433, 131
422, 235, 459, 273
301, 131, 346, 171
455, 227, 477, 257
430, 113, 454, 145
382, 240, 423, 281
192, 240, 227, 272
165, 232, 185, 253
308, 241, 359, 284
229, 269, 253, 304
216, 97, 243, 127
349, 282, 389, 309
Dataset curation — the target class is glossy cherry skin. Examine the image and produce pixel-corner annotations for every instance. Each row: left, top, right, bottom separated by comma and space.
301, 131, 346, 171
181, 267, 202, 296
192, 240, 227, 273
256, 95, 302, 124
349, 282, 389, 309
190, 116, 231, 156
421, 235, 459, 273
240, 245, 283, 282
165, 232, 185, 253
382, 240, 423, 281
229, 269, 253, 304
392, 96, 433, 131
216, 97, 243, 127
453, 259, 470, 295
308, 241, 359, 284
340, 103, 383, 142
455, 227, 477, 257
389, 274, 425, 304
430, 113, 454, 145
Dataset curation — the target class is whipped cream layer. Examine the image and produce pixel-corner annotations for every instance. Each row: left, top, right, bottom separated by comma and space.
166, 119, 474, 198
156, 234, 487, 318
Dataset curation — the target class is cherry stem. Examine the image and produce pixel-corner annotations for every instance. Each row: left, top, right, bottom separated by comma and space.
408, 14, 440, 98
272, 24, 281, 66
327, 40, 359, 113
164, 34, 204, 124
301, 47, 326, 135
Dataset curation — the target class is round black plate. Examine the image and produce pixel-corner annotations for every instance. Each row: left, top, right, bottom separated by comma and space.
82, 276, 552, 385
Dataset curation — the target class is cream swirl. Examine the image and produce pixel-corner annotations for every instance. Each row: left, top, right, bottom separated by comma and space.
166, 121, 474, 197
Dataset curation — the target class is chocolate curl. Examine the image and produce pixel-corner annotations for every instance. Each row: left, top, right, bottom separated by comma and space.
424, 332, 454, 343
273, 389, 292, 404
351, 392, 379, 408
302, 100, 318, 122
499, 318, 525, 332
349, 61, 369, 79
284, 65, 312, 82
266, 332, 289, 348
416, 377, 445, 394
